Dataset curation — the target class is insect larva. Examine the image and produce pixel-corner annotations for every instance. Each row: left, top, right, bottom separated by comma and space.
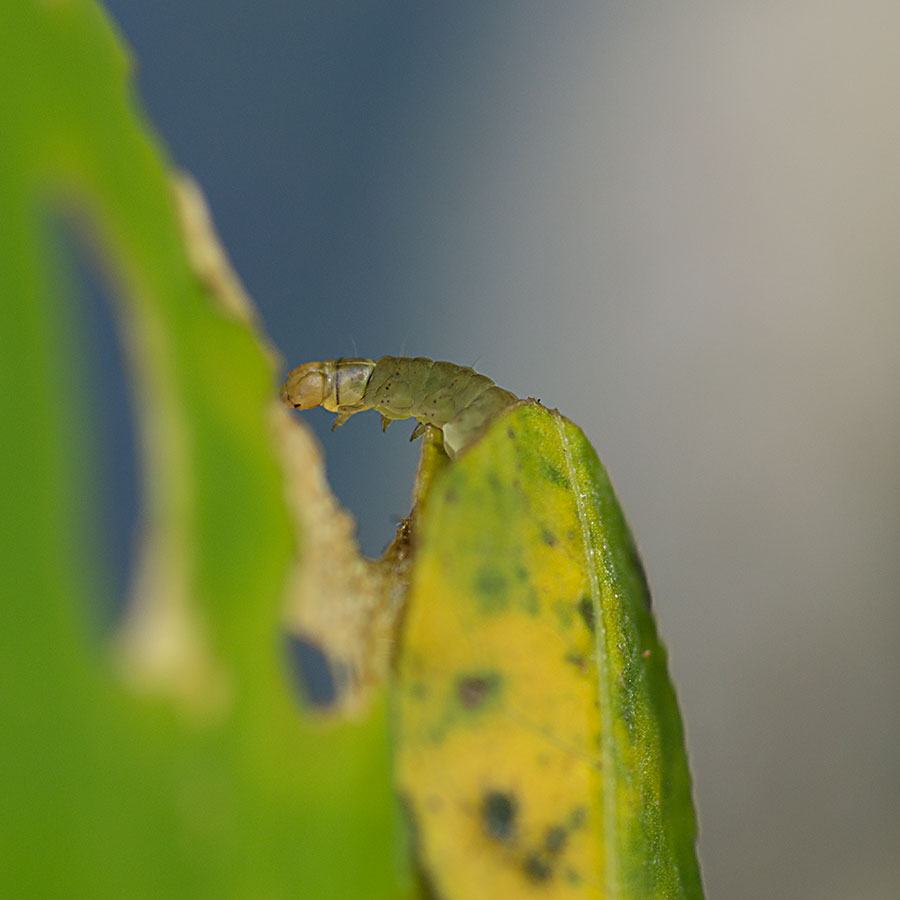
280, 356, 519, 459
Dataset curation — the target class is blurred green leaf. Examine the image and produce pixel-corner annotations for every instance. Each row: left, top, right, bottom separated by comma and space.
0, 2, 408, 897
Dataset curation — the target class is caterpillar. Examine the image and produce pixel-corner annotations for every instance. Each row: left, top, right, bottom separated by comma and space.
280, 356, 519, 459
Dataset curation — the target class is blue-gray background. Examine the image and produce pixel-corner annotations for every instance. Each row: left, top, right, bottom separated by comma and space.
89, 3, 900, 897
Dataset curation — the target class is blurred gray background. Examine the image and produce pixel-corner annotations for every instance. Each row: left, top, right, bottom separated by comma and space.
89, 2, 900, 897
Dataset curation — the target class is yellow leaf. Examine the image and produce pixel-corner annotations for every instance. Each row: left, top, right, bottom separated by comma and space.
395, 402, 703, 900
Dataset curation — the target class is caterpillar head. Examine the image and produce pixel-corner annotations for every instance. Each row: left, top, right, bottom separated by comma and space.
281, 359, 376, 413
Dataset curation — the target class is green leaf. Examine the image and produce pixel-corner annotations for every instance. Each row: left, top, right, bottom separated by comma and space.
0, 2, 409, 897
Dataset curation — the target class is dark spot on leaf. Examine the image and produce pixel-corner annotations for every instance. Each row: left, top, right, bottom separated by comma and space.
541, 461, 570, 489
524, 854, 553, 882
568, 806, 588, 830
564, 651, 588, 672
545, 826, 568, 855
507, 427, 516, 439
578, 595, 596, 633
284, 634, 341, 709
482, 791, 517, 842
457, 672, 500, 709
445, 488, 458, 504
541, 528, 557, 547
475, 569, 508, 611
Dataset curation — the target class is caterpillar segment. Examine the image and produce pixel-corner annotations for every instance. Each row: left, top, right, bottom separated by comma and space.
281, 356, 519, 459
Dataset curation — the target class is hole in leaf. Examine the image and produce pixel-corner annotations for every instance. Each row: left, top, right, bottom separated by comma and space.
48, 217, 140, 630
283, 633, 343, 710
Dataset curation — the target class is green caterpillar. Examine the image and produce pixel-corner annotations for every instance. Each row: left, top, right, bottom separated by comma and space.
280, 356, 518, 458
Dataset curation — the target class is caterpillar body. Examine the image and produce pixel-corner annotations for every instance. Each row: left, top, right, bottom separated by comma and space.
281, 356, 519, 459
